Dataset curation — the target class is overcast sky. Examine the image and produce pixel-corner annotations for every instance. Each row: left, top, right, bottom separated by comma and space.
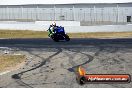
0, 0, 132, 5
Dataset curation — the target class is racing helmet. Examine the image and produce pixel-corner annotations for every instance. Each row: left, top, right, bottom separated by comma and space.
52, 22, 56, 27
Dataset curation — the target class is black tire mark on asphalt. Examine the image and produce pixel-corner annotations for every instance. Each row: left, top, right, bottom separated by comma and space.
2, 38, 131, 88
64, 47, 119, 87
11, 48, 62, 88
62, 49, 94, 87
65, 49, 94, 71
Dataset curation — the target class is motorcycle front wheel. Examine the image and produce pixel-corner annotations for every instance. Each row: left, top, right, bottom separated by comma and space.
64, 34, 70, 41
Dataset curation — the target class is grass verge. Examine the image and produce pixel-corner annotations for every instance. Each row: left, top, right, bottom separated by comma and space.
0, 54, 26, 72
0, 30, 48, 38
68, 32, 132, 38
0, 30, 132, 38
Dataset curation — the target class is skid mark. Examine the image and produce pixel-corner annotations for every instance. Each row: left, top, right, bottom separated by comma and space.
11, 48, 62, 88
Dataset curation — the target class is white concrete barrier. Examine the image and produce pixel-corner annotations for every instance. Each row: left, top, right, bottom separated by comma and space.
0, 21, 132, 33
35, 21, 80, 26
64, 25, 132, 33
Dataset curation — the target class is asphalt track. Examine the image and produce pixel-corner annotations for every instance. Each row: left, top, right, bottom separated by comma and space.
0, 38, 132, 47
0, 38, 132, 88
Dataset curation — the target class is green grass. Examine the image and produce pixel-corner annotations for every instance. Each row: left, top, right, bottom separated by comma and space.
0, 30, 48, 38
0, 30, 132, 38
0, 54, 26, 72
68, 32, 132, 38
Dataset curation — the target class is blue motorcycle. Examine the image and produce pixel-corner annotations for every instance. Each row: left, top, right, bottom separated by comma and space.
48, 26, 70, 42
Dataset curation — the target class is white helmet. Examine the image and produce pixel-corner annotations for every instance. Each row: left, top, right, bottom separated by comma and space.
52, 22, 56, 26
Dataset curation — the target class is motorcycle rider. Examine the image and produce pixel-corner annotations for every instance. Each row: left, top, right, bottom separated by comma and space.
48, 22, 57, 37
52, 22, 57, 32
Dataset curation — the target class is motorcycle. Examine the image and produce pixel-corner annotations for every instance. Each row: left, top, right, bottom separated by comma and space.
48, 26, 70, 42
